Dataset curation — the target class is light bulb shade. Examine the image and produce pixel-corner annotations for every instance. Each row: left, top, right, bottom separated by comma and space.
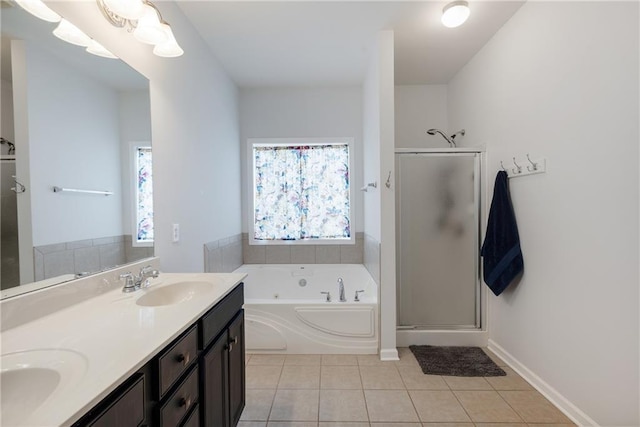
102, 0, 145, 20
153, 23, 183, 57
86, 40, 118, 59
53, 19, 92, 47
133, 4, 167, 45
14, 0, 61, 23
441, 1, 470, 28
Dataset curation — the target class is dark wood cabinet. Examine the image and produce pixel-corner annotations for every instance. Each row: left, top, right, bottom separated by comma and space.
73, 283, 244, 427
200, 285, 245, 427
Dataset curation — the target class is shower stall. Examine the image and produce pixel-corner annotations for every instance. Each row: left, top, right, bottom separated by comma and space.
395, 148, 483, 344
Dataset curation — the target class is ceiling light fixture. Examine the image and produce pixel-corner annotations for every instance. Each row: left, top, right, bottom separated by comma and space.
86, 39, 118, 59
441, 0, 470, 28
97, 0, 184, 58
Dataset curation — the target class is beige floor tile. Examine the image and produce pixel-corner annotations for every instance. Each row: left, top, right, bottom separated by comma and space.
322, 355, 359, 366
246, 354, 252, 364
319, 423, 369, 427
360, 366, 405, 389
319, 389, 369, 422
238, 422, 267, 427
250, 355, 287, 366
321, 366, 363, 389
371, 423, 422, 427
278, 365, 321, 389
485, 367, 533, 391
247, 365, 283, 389
419, 423, 473, 427
397, 366, 449, 390
474, 423, 527, 427
365, 390, 420, 423
370, 423, 421, 427
267, 423, 319, 427
525, 424, 575, 427
442, 376, 493, 390
357, 354, 388, 366
500, 391, 573, 424
395, 347, 420, 366
454, 390, 522, 423
481, 348, 506, 367
241, 389, 277, 421
285, 355, 322, 366
409, 390, 471, 423
270, 389, 320, 421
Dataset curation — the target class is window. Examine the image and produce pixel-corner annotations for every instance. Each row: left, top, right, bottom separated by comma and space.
134, 146, 153, 245
250, 138, 353, 244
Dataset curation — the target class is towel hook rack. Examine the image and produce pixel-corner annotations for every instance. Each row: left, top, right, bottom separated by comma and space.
512, 157, 522, 174
526, 154, 538, 171
500, 161, 506, 172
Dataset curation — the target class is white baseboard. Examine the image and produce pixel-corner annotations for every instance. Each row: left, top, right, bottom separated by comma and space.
379, 347, 399, 361
488, 339, 599, 427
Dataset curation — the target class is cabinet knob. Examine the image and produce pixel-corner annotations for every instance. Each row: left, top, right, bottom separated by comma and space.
178, 396, 192, 408
226, 336, 238, 352
175, 353, 190, 365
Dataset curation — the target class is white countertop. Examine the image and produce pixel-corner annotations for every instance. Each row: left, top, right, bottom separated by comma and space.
0, 272, 246, 427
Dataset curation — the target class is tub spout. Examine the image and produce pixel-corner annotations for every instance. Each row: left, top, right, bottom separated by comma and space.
338, 278, 346, 302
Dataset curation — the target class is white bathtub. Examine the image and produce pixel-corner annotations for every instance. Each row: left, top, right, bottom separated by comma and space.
234, 264, 378, 354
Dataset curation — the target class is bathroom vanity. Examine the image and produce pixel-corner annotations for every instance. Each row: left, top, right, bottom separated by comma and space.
0, 261, 246, 427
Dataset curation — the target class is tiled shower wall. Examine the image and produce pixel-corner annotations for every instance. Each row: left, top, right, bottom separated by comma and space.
33, 235, 153, 281
204, 232, 380, 284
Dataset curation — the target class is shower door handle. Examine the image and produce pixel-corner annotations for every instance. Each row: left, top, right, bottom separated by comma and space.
10, 176, 26, 194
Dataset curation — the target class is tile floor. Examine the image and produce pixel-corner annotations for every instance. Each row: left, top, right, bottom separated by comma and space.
239, 348, 575, 427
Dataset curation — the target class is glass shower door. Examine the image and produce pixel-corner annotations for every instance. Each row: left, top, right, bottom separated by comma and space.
396, 152, 480, 329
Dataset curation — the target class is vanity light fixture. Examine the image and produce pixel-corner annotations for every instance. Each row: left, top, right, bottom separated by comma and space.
441, 0, 470, 28
13, 0, 117, 59
14, 0, 60, 23
97, 0, 184, 58
53, 19, 93, 47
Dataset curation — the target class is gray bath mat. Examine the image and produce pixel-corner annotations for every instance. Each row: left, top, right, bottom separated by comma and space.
409, 345, 506, 377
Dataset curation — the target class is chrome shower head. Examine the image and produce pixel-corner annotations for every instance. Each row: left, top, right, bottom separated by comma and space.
427, 128, 456, 148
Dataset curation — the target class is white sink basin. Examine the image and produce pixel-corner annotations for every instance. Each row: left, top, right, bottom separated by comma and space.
136, 281, 215, 307
1, 349, 88, 426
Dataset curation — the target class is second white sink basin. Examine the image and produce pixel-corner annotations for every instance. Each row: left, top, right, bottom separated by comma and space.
136, 281, 215, 307
1, 349, 88, 426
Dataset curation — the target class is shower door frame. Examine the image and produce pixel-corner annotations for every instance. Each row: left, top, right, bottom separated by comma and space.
395, 147, 484, 331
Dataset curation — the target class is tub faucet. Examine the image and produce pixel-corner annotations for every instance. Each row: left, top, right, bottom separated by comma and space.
338, 278, 346, 302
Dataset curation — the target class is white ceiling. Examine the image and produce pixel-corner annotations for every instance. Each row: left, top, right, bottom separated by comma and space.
177, 1, 526, 88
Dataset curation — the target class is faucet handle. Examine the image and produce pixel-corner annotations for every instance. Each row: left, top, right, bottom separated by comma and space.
354, 290, 365, 302
119, 272, 137, 293
320, 291, 331, 302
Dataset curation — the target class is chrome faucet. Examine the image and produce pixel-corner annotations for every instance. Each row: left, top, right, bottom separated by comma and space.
119, 265, 159, 293
338, 277, 346, 302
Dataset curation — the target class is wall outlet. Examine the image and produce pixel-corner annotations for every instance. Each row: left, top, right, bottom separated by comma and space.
172, 223, 180, 242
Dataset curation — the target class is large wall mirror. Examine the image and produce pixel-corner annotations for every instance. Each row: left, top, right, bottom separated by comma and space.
1, 2, 153, 299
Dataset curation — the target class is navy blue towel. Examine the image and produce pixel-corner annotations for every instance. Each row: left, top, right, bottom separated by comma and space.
481, 171, 523, 296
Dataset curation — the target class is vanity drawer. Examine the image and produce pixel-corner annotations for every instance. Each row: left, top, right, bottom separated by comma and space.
158, 325, 198, 398
159, 365, 199, 427
201, 283, 243, 348
181, 404, 199, 427
86, 373, 145, 427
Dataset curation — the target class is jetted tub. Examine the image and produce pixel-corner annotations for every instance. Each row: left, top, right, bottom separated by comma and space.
234, 264, 378, 354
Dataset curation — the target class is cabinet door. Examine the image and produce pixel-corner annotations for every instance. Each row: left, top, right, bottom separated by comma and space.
201, 330, 229, 427
227, 311, 245, 427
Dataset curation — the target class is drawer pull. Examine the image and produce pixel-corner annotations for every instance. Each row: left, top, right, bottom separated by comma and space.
178, 396, 192, 408
175, 353, 190, 365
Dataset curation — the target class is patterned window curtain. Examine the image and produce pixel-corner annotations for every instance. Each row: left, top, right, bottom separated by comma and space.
136, 147, 154, 243
254, 144, 350, 241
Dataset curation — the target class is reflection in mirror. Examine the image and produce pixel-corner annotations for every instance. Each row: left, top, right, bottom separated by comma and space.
1, 1, 153, 298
